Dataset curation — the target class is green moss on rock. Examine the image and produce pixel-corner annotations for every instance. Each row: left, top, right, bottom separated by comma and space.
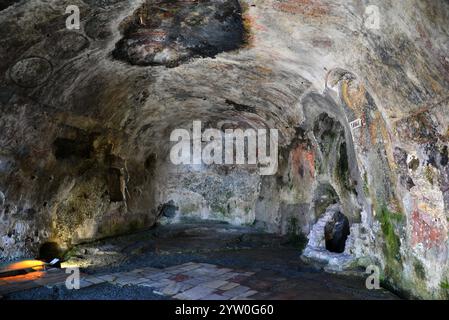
363, 172, 370, 196
413, 259, 426, 280
440, 278, 449, 299
378, 205, 403, 281
424, 165, 434, 185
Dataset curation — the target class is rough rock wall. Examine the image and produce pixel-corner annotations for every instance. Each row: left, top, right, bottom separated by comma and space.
158, 164, 261, 225
0, 0, 448, 299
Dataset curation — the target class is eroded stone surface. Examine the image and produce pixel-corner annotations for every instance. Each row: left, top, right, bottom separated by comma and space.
9, 57, 53, 88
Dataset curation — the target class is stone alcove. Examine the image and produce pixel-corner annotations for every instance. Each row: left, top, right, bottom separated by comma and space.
324, 209, 350, 253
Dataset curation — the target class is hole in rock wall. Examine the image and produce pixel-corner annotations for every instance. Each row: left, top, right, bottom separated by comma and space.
107, 168, 125, 202
53, 138, 93, 160
38, 242, 62, 263
337, 142, 350, 183
324, 211, 350, 253
145, 153, 157, 176
158, 200, 178, 219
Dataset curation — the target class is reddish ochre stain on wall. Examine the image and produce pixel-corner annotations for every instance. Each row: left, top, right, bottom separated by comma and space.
411, 210, 446, 249
274, 0, 329, 17
291, 144, 315, 179
305, 149, 315, 177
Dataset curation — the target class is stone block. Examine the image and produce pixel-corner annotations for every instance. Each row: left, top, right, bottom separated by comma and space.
179, 285, 215, 300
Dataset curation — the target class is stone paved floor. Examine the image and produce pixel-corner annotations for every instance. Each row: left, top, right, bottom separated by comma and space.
0, 263, 257, 300
91, 262, 258, 300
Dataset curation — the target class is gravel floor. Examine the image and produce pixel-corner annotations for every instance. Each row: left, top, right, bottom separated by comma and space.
5, 283, 169, 300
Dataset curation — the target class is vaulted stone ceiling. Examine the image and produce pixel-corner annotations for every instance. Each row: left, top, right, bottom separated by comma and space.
0, 0, 448, 299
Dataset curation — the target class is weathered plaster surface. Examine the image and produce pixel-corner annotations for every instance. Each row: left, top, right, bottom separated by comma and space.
0, 0, 448, 298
